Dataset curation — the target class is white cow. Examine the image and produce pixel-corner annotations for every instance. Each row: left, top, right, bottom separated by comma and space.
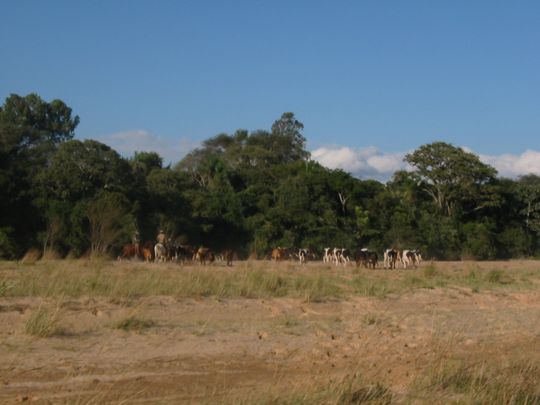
323, 247, 331, 263
332, 247, 341, 266
340, 248, 350, 265
402, 250, 421, 268
383, 249, 398, 269
413, 250, 422, 265
298, 248, 308, 265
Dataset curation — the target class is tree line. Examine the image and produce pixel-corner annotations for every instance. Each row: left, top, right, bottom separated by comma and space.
2, 93, 540, 260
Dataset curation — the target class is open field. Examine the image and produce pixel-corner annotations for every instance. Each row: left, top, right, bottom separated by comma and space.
1, 260, 539, 404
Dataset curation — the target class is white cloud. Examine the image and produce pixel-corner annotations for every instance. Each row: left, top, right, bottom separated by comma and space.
311, 145, 408, 181
89, 132, 540, 181
312, 145, 540, 181
479, 150, 540, 178
93, 130, 199, 165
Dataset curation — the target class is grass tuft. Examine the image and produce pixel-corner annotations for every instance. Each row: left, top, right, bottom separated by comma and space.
350, 276, 389, 297
423, 264, 438, 278
24, 305, 62, 337
339, 382, 392, 404
487, 269, 514, 285
421, 359, 540, 404
114, 316, 155, 331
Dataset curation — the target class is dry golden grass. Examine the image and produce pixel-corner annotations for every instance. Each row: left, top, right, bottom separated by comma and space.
0, 259, 538, 301
23, 303, 62, 337
20, 248, 41, 264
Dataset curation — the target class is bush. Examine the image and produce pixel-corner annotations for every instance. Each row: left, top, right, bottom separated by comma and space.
0, 227, 17, 259
461, 221, 497, 260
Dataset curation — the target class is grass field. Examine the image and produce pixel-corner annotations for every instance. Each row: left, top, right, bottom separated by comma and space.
1, 259, 539, 403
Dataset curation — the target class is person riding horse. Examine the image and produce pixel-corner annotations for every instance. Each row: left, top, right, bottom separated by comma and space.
156, 229, 167, 245
132, 231, 141, 256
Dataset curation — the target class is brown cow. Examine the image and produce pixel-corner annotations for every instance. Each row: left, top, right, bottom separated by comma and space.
175, 244, 195, 264
141, 241, 153, 262
142, 247, 153, 262
195, 247, 214, 265
117, 243, 140, 261
271, 247, 285, 262
222, 249, 234, 266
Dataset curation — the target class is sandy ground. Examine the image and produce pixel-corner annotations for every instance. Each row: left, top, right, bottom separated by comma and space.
1, 261, 539, 403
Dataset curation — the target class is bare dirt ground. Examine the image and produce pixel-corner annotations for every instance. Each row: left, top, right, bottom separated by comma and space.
1, 260, 539, 404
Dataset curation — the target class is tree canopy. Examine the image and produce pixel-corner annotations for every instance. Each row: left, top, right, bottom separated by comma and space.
405, 142, 497, 216
1, 93, 540, 260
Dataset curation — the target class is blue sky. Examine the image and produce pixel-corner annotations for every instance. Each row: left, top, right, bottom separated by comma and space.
1, 1, 539, 179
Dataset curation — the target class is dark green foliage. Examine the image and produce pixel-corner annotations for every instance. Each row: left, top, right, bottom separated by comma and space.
0, 93, 79, 255
39, 139, 133, 201
405, 142, 497, 217
1, 94, 539, 260
461, 221, 497, 260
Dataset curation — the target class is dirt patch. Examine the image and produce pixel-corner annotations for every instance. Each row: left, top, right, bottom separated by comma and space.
1, 261, 539, 403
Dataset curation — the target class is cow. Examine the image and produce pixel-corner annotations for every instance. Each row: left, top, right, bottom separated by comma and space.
117, 243, 140, 261
271, 247, 286, 262
220, 249, 234, 266
140, 241, 153, 262
413, 250, 422, 265
298, 248, 309, 265
195, 247, 214, 265
323, 247, 331, 263
401, 250, 411, 268
340, 248, 350, 265
154, 243, 167, 263
366, 251, 378, 269
332, 247, 342, 266
142, 247, 153, 262
354, 249, 367, 268
173, 244, 195, 264
355, 248, 377, 269
402, 250, 420, 269
383, 249, 399, 269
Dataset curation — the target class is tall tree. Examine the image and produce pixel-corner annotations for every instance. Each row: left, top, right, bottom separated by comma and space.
517, 175, 540, 233
405, 142, 497, 216
35, 140, 135, 255
270, 112, 310, 162
0, 93, 79, 256
38, 139, 133, 202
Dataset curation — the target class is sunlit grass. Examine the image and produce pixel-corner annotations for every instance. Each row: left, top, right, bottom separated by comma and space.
24, 304, 63, 337
0, 259, 538, 300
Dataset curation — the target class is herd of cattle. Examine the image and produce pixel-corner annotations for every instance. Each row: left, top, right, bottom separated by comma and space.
119, 241, 233, 266
119, 242, 422, 269
270, 247, 422, 269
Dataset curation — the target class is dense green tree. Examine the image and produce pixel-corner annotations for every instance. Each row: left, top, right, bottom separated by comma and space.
1, 95, 538, 261
144, 167, 192, 241
38, 140, 133, 202
34, 140, 136, 255
516, 175, 540, 233
131, 151, 163, 176
0, 93, 79, 255
405, 142, 497, 217
270, 112, 309, 162
85, 192, 136, 256
0, 93, 79, 158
